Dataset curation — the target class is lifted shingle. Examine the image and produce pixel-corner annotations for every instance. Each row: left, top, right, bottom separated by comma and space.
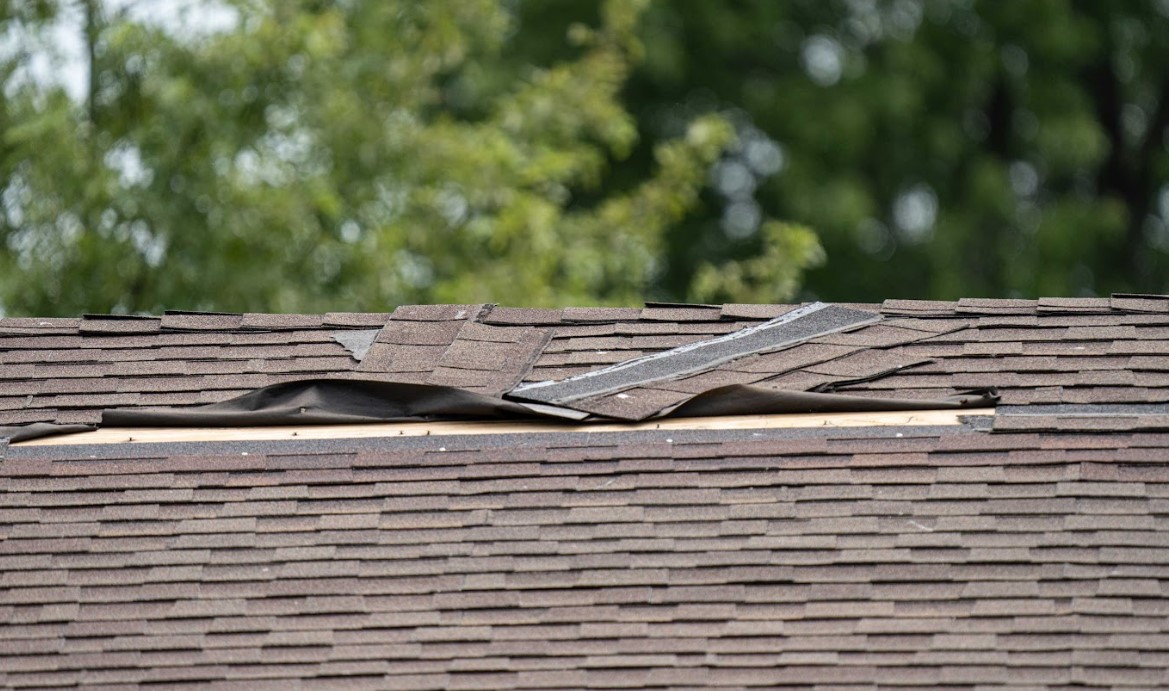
510, 303, 881, 407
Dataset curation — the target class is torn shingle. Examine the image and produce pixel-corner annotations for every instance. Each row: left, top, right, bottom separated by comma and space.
456, 322, 533, 343
719, 304, 803, 320
480, 306, 565, 325
562, 307, 642, 323
375, 320, 465, 346
510, 303, 881, 407
79, 315, 162, 335
956, 298, 1039, 315
356, 343, 449, 374
1036, 297, 1111, 313
640, 305, 724, 322
1111, 293, 1169, 313
240, 313, 326, 330
331, 330, 380, 362
390, 304, 488, 322
160, 311, 244, 331
879, 299, 959, 316
322, 312, 393, 327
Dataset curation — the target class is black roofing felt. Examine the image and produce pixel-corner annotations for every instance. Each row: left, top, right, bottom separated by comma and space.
510, 303, 880, 406
0, 422, 93, 443
101, 379, 536, 427
78, 379, 993, 433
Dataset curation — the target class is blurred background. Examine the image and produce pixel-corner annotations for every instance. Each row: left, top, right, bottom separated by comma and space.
2, 0, 1168, 316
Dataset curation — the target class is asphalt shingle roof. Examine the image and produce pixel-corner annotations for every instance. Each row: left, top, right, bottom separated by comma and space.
2, 295, 1169, 688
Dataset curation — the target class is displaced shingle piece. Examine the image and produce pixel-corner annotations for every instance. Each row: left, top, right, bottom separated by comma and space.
438, 340, 524, 372
803, 349, 931, 378
994, 414, 1169, 433
881, 317, 972, 334
435, 327, 551, 397
536, 349, 647, 367
356, 343, 449, 373
880, 299, 959, 316
829, 303, 883, 314
375, 320, 464, 346
480, 306, 564, 325
1064, 324, 1139, 340
720, 304, 802, 320
424, 368, 503, 389
956, 298, 1039, 315
391, 304, 487, 322
976, 327, 1069, 342
812, 324, 936, 348
644, 301, 719, 308
0, 317, 80, 329
0, 318, 81, 337
648, 369, 770, 394
570, 387, 693, 420
331, 330, 380, 362
1111, 293, 1169, 313
322, 313, 393, 327
1037, 297, 1111, 313
240, 313, 325, 330
79, 315, 162, 335
726, 343, 857, 374
640, 306, 723, 322
562, 307, 642, 323
160, 311, 244, 331
1110, 339, 1169, 355
521, 365, 596, 382
457, 322, 539, 344
511, 304, 881, 408
447, 324, 550, 396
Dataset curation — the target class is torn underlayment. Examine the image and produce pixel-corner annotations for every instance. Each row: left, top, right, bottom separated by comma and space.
0, 380, 997, 443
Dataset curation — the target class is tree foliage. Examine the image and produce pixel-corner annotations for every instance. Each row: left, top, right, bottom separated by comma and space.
0, 0, 822, 315
517, 0, 1169, 301
7, 1, 1168, 315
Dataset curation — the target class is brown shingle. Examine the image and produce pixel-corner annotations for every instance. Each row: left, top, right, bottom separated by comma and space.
1111, 294, 1169, 313
719, 303, 802, 320
376, 320, 464, 346
562, 307, 642, 323
79, 316, 162, 335
358, 344, 449, 374
957, 298, 1039, 315
160, 312, 244, 331
323, 313, 393, 327
814, 324, 937, 348
639, 305, 723, 322
7, 299, 1169, 688
386, 304, 483, 322
480, 307, 563, 325
880, 299, 959, 316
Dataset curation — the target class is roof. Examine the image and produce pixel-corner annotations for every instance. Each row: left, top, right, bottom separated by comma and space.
3, 295, 1169, 688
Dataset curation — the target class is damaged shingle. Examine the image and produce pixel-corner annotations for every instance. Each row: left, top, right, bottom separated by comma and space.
510, 303, 881, 406
331, 329, 380, 362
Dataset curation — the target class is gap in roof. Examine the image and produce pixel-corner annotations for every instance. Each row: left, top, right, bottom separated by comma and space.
14, 408, 993, 447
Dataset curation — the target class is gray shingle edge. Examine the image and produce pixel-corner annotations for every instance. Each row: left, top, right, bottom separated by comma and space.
509, 303, 882, 406
331, 329, 381, 362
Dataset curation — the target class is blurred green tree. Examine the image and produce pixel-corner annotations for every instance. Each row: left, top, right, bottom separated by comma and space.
512, 0, 1169, 301
0, 0, 824, 315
